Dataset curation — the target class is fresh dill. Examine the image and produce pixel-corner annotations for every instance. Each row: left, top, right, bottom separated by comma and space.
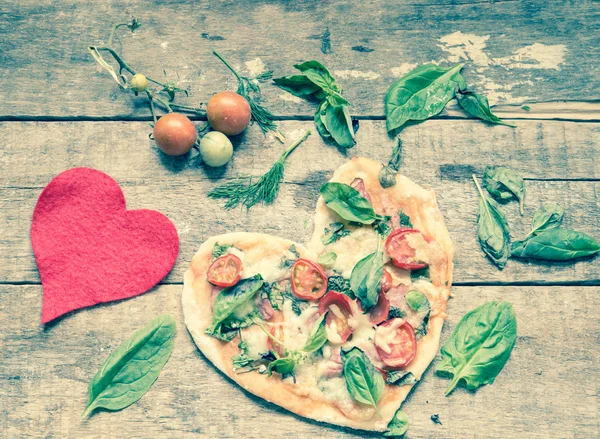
208, 130, 311, 209
213, 51, 280, 136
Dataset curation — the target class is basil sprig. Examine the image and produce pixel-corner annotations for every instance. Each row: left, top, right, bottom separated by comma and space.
456, 90, 516, 128
473, 175, 511, 269
320, 182, 384, 224
274, 61, 355, 148
350, 240, 384, 311
436, 301, 517, 395
341, 347, 384, 413
384, 409, 409, 437
82, 315, 176, 417
511, 203, 600, 261
482, 166, 526, 215
205, 275, 264, 340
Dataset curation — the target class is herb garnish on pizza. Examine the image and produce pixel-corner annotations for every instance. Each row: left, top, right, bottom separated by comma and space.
182, 157, 454, 433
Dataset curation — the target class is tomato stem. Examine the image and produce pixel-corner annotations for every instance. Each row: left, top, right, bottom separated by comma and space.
213, 51, 242, 82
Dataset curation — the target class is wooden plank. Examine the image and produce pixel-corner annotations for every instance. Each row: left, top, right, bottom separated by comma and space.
1, 284, 597, 438
1, 0, 599, 118
1, 120, 599, 285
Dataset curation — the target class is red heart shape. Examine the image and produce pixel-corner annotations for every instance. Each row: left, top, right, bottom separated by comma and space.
31, 168, 179, 324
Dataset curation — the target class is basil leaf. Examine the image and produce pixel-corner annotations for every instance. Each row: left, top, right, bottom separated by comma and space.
529, 203, 564, 236
384, 409, 409, 437
212, 242, 233, 259
323, 99, 355, 148
281, 289, 310, 316
267, 357, 297, 377
398, 209, 413, 228
456, 90, 516, 128
321, 222, 350, 245
511, 227, 600, 261
263, 282, 284, 311
206, 276, 264, 338
483, 166, 526, 215
385, 63, 466, 132
373, 218, 392, 237
388, 306, 406, 319
82, 315, 176, 417
317, 251, 337, 267
410, 266, 430, 282
341, 347, 384, 412
473, 175, 511, 269
379, 138, 403, 188
273, 74, 321, 97
302, 313, 327, 353
415, 309, 430, 339
314, 100, 332, 139
386, 370, 418, 386
350, 246, 384, 311
405, 290, 429, 312
326, 275, 354, 298
320, 182, 380, 224
436, 301, 517, 395
293, 60, 346, 103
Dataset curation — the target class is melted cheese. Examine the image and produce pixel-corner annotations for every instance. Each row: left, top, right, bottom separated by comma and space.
242, 255, 289, 282
327, 227, 382, 277
374, 318, 405, 354
326, 320, 343, 344
281, 300, 319, 350
242, 326, 268, 358
405, 232, 433, 264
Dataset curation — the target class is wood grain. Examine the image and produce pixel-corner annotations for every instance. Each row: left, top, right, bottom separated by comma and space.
1, 0, 599, 118
1, 284, 597, 438
1, 120, 599, 285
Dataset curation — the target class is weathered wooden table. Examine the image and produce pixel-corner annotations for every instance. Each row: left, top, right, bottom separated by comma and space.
1, 1, 599, 438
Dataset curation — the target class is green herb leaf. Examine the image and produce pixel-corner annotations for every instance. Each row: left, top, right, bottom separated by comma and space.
482, 166, 526, 215
521, 105, 531, 111
388, 306, 406, 319
456, 91, 516, 127
385, 63, 465, 132
321, 222, 350, 245
405, 290, 429, 312
273, 75, 322, 97
320, 182, 381, 224
267, 357, 297, 377
206, 276, 264, 339
436, 301, 517, 395
414, 309, 430, 339
386, 370, 418, 386
314, 100, 332, 139
341, 347, 384, 413
327, 275, 354, 299
379, 138, 403, 188
528, 203, 564, 237
265, 282, 284, 311
511, 228, 600, 261
212, 242, 233, 259
398, 209, 413, 228
473, 175, 511, 269
282, 289, 310, 316
322, 99, 355, 148
384, 409, 409, 437
302, 313, 328, 353
350, 243, 384, 312
410, 266, 430, 282
293, 61, 346, 102
317, 251, 338, 267
82, 315, 175, 417
280, 244, 300, 268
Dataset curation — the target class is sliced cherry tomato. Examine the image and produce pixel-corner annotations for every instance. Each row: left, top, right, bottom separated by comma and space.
319, 291, 354, 343
207, 254, 242, 287
385, 228, 430, 270
350, 178, 373, 204
381, 269, 393, 292
290, 258, 327, 300
369, 290, 390, 325
267, 325, 286, 358
374, 319, 417, 369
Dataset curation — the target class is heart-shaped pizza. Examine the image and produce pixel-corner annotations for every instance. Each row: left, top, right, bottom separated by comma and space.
182, 157, 454, 433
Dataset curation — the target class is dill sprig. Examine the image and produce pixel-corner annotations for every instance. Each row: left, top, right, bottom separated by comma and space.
213, 51, 280, 135
208, 130, 311, 209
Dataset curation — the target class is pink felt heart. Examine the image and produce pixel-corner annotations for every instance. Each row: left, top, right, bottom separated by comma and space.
31, 168, 179, 324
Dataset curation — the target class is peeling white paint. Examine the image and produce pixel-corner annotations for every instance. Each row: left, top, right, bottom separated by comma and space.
438, 31, 491, 66
245, 58, 266, 76
390, 63, 418, 77
160, 41, 169, 49
494, 43, 567, 70
334, 70, 381, 80
278, 93, 304, 104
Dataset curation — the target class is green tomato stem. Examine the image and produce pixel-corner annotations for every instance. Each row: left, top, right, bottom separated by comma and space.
107, 22, 129, 47
213, 51, 242, 82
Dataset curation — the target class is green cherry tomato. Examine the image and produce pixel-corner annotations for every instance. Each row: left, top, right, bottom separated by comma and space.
153, 113, 197, 156
199, 131, 233, 167
130, 74, 148, 93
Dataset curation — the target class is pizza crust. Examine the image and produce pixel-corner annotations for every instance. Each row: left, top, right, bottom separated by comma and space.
182, 157, 454, 433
